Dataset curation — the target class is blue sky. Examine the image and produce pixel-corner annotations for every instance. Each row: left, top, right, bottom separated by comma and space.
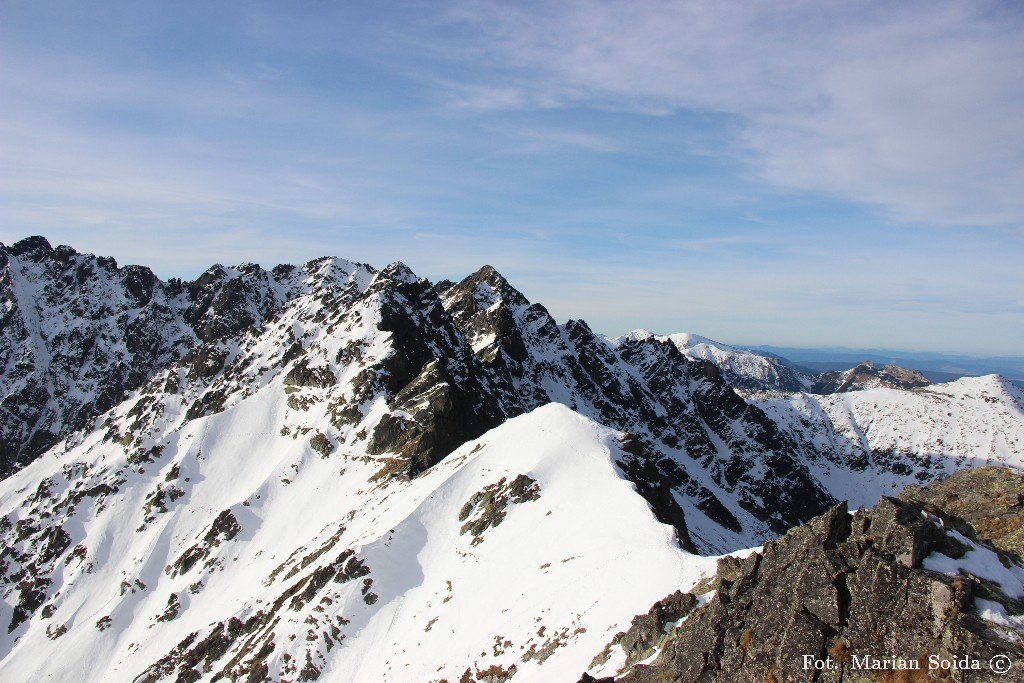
2, 1, 1022, 355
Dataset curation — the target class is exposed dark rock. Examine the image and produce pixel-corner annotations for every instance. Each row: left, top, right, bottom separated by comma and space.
309, 432, 334, 458
284, 360, 336, 389
366, 359, 503, 478
184, 388, 228, 421
441, 265, 532, 366
616, 434, 698, 552
142, 543, 369, 682
899, 465, 1024, 559
616, 335, 836, 536
7, 235, 54, 258
156, 593, 181, 623
0, 239, 294, 477
590, 591, 699, 673
436, 267, 843, 544
327, 395, 363, 429
8, 574, 52, 634
591, 491, 1023, 682
459, 475, 542, 543
184, 345, 229, 381
184, 263, 279, 343
814, 360, 932, 394
166, 510, 241, 578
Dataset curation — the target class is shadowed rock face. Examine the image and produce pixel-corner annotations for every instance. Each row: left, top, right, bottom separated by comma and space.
439, 266, 839, 542
362, 265, 505, 478
1, 238, 195, 475
582, 473, 1024, 683
3, 238, 1020, 566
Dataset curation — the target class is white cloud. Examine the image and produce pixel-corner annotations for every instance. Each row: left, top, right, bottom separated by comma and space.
496, 126, 620, 153
437, 0, 1024, 227
2, 1, 1021, 353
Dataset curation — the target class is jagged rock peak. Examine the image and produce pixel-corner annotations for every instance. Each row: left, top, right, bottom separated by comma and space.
378, 261, 419, 284
611, 330, 815, 393
7, 235, 55, 257
815, 359, 932, 393
471, 264, 508, 286
300, 254, 366, 278
445, 264, 531, 312
475, 265, 529, 303
0, 241, 379, 476
0, 240, 200, 474
6, 236, 118, 271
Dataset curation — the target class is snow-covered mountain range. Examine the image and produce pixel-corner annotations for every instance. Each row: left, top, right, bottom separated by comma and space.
2, 236, 1023, 681
636, 331, 814, 393
0, 236, 285, 477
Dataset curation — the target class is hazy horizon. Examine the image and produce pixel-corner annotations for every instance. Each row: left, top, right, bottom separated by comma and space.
5, 231, 1023, 362
2, 2, 1022, 355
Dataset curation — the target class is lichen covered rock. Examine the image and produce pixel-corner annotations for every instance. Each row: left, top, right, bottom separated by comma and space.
587, 491, 1024, 682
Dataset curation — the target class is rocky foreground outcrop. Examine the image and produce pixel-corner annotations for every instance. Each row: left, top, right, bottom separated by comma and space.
899, 466, 1024, 559
584, 468, 1024, 682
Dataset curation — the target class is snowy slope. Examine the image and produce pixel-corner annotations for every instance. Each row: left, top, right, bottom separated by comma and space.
752, 375, 1024, 508
0, 237, 300, 476
3, 239, 1024, 682
0, 401, 714, 683
620, 330, 813, 392
438, 270, 833, 546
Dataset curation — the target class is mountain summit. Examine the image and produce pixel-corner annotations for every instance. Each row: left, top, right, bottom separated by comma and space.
2, 237, 1023, 681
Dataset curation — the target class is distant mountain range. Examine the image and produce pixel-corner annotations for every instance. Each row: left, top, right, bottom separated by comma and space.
2, 236, 1022, 681
749, 344, 1024, 383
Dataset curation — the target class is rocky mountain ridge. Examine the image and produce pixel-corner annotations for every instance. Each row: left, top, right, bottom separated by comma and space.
0, 237, 295, 476
1, 235, 973, 483
4, 237, 1023, 544
581, 471, 1024, 682
644, 331, 940, 396
645, 331, 814, 393
814, 359, 933, 394
2, 235, 1023, 681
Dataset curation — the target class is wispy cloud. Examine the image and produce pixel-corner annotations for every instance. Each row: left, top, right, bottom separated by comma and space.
430, 0, 1024, 227
495, 126, 620, 154
1, 1, 1021, 354
665, 235, 766, 253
